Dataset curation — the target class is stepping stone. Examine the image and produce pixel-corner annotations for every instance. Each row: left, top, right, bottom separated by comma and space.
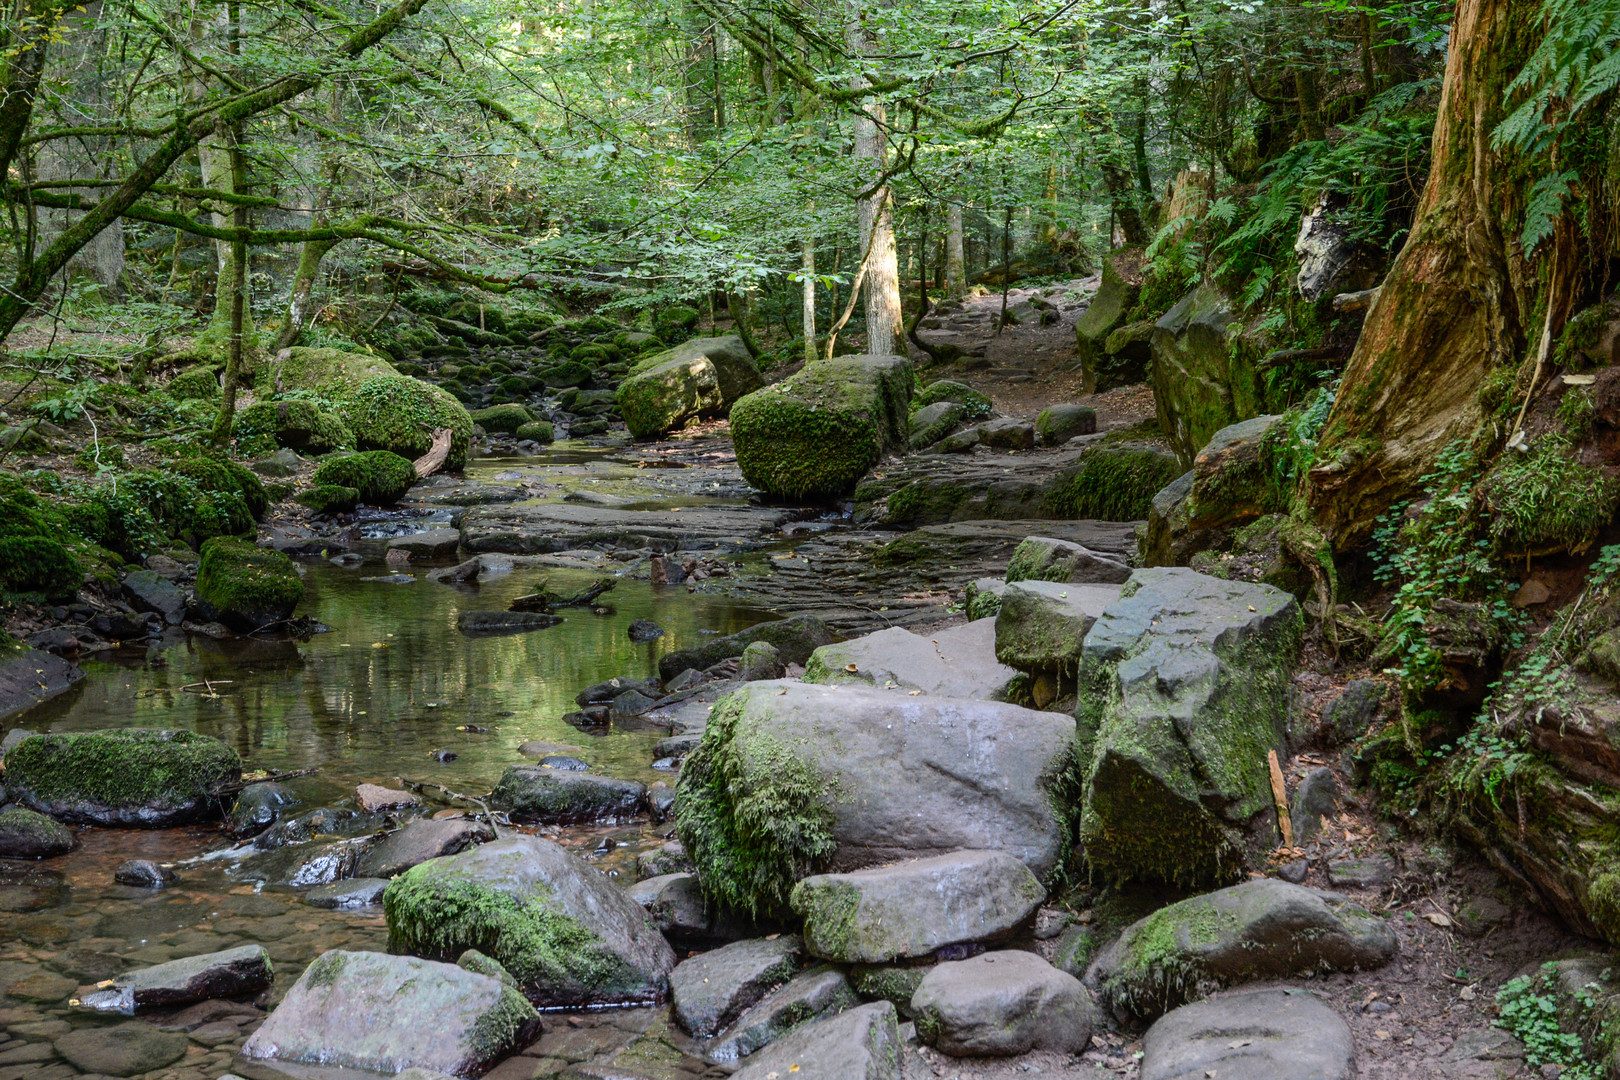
241, 950, 540, 1077
1140, 988, 1355, 1080
803, 618, 1022, 700
1004, 534, 1128, 584
355, 783, 420, 812
305, 877, 389, 909
5, 969, 76, 1003
355, 817, 493, 878
1327, 855, 1396, 889
706, 966, 857, 1064
488, 766, 646, 825
55, 1022, 189, 1076
387, 529, 461, 559
790, 850, 1043, 963
994, 580, 1120, 674
912, 950, 1094, 1056
78, 944, 273, 1014
670, 935, 804, 1038
113, 860, 175, 887
732, 1001, 901, 1080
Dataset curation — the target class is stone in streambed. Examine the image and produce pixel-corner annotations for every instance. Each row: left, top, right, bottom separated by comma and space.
122, 569, 186, 625
2, 729, 241, 827
637, 839, 694, 880
1004, 534, 1131, 584
78, 944, 272, 1014
706, 965, 858, 1064
670, 935, 804, 1038
195, 537, 304, 632
306, 877, 389, 909
1139, 988, 1356, 1080
355, 782, 421, 812
1035, 403, 1098, 446
790, 850, 1043, 963
731, 1000, 902, 1080
226, 781, 298, 838
994, 580, 1121, 676
240, 950, 540, 1077
617, 336, 762, 438
627, 872, 753, 946
658, 613, 834, 682
113, 860, 175, 887
675, 681, 1077, 918
54, 1022, 189, 1076
0, 807, 73, 858
911, 950, 1094, 1056
738, 640, 784, 681
383, 835, 675, 1007
908, 400, 966, 451
803, 618, 1020, 700
356, 817, 494, 878
456, 610, 563, 634
489, 766, 646, 824
1084, 878, 1396, 1022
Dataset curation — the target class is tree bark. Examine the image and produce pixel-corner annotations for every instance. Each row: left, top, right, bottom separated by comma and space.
945, 204, 967, 298
801, 229, 817, 363
845, 6, 902, 356
1306, 0, 1542, 547
276, 83, 343, 350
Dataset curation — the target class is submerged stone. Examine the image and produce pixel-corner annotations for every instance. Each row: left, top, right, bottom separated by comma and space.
79, 944, 273, 1014
488, 767, 646, 825
0, 807, 74, 858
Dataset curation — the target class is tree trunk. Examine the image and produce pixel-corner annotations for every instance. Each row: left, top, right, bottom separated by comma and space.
212, 123, 248, 445
845, 7, 902, 357
945, 204, 967, 298
801, 229, 817, 363
276, 83, 343, 350
1306, 0, 1542, 547
1101, 159, 1150, 246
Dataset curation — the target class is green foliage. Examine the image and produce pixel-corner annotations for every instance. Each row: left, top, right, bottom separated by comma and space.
1496, 967, 1601, 1080
1480, 435, 1620, 555
910, 380, 992, 421
311, 451, 417, 505
30, 381, 102, 425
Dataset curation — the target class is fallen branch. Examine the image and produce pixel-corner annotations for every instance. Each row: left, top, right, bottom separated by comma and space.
209, 767, 318, 798
510, 576, 616, 612
1268, 750, 1293, 848
414, 427, 452, 478
1259, 345, 1348, 369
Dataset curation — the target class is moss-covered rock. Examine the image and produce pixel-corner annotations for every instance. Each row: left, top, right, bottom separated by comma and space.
1046, 443, 1184, 521
3, 729, 242, 827
1098, 318, 1155, 388
0, 536, 83, 599
295, 484, 359, 515
1035, 404, 1097, 447
167, 454, 269, 520
1151, 284, 1266, 465
114, 467, 256, 548
911, 380, 992, 421
382, 835, 676, 1007
167, 367, 220, 401
1183, 415, 1289, 532
196, 536, 304, 631
618, 337, 762, 439
0, 806, 75, 857
233, 400, 354, 454
1076, 568, 1301, 885
514, 420, 554, 443
347, 376, 474, 470
654, 304, 700, 341
471, 404, 533, 434
257, 347, 400, 397
907, 401, 965, 451
534, 360, 591, 389
311, 451, 417, 506
1480, 434, 1620, 557
1076, 259, 1141, 392
730, 354, 912, 500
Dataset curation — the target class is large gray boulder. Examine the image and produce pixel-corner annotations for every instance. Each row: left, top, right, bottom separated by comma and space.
731, 1001, 902, 1080
618, 336, 763, 438
1151, 283, 1263, 465
730, 354, 912, 499
2, 729, 241, 827
382, 835, 676, 1007
1076, 259, 1141, 393
1004, 535, 1130, 584
707, 965, 857, 1064
1085, 879, 1397, 1021
911, 950, 1094, 1057
488, 766, 646, 825
78, 944, 272, 1014
994, 580, 1121, 676
1076, 568, 1302, 884
802, 617, 1021, 700
675, 681, 1078, 917
790, 850, 1043, 963
670, 935, 804, 1038
355, 817, 493, 878
658, 613, 834, 682
1140, 988, 1356, 1080
240, 950, 540, 1078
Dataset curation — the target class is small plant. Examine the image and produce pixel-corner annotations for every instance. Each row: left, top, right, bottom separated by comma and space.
1495, 967, 1600, 1080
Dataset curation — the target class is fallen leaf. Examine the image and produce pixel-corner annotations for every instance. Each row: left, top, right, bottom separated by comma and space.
1422, 912, 1453, 927
845, 663, 858, 672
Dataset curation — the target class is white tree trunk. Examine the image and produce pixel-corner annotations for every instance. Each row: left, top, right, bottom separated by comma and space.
845, 8, 901, 357
946, 204, 967, 298
801, 231, 817, 363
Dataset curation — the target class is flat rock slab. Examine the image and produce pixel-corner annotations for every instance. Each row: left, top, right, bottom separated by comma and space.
489, 766, 646, 825
356, 817, 494, 878
731, 1000, 901, 1080
461, 501, 790, 555
1140, 988, 1355, 1080
241, 950, 540, 1077
790, 850, 1044, 963
803, 618, 1021, 700
305, 877, 389, 909
388, 529, 462, 558
382, 835, 676, 1007
355, 783, 421, 812
658, 614, 834, 682
706, 965, 857, 1064
670, 935, 804, 1038
55, 1022, 189, 1076
1086, 878, 1397, 1021
912, 950, 1094, 1056
0, 649, 84, 722
79, 944, 272, 1014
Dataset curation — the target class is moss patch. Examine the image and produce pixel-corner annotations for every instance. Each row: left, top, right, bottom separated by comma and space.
1480, 435, 1620, 556
234, 400, 353, 454
295, 484, 359, 514
196, 536, 303, 627
4, 729, 241, 815
348, 375, 474, 470
472, 404, 533, 434
311, 451, 417, 505
1047, 444, 1183, 521
911, 380, 992, 420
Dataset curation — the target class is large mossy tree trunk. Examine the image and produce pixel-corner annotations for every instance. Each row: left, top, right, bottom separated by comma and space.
1306, 0, 1544, 547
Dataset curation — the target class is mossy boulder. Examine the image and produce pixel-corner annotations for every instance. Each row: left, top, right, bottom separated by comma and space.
311, 451, 417, 505
1035, 404, 1097, 446
674, 681, 1078, 919
730, 354, 913, 499
1184, 415, 1289, 531
655, 304, 700, 341
1076, 259, 1141, 392
3, 729, 242, 827
382, 835, 676, 1007
167, 455, 269, 520
196, 536, 304, 631
994, 580, 1121, 680
535, 360, 591, 388
0, 536, 83, 599
257, 347, 400, 397
617, 336, 762, 439
1046, 443, 1184, 521
1151, 284, 1265, 465
0, 806, 75, 857
1005, 536, 1131, 584
911, 380, 992, 421
471, 403, 533, 434
167, 367, 220, 401
295, 484, 359, 515
1098, 318, 1155, 388
234, 400, 354, 454
908, 401, 966, 451
348, 376, 474, 470
514, 420, 554, 443
1076, 568, 1302, 886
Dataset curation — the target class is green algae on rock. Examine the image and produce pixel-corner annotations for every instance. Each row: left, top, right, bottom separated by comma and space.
294, 484, 360, 515
3, 729, 241, 827
196, 536, 304, 631
471, 403, 533, 433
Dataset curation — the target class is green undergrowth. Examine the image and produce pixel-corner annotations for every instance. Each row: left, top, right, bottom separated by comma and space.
1480, 434, 1620, 556
1496, 966, 1602, 1080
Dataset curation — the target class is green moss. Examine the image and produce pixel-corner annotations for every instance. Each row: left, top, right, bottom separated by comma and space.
117, 467, 256, 547
382, 871, 642, 1000
311, 451, 417, 505
167, 367, 220, 401
256, 347, 399, 397
0, 536, 82, 599
196, 536, 304, 623
849, 965, 927, 1017
295, 484, 359, 514
1047, 444, 1183, 521
1481, 435, 1620, 556
3, 729, 241, 810
1556, 303, 1610, 370
655, 305, 699, 338
673, 691, 839, 919
472, 403, 533, 433
304, 951, 346, 989
910, 380, 992, 421
469, 983, 542, 1061
536, 360, 591, 388
514, 420, 554, 443
347, 375, 474, 470
233, 400, 354, 454
167, 454, 269, 520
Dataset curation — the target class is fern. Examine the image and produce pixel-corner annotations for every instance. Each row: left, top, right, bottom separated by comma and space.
1521, 170, 1579, 253
1494, 0, 1620, 157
